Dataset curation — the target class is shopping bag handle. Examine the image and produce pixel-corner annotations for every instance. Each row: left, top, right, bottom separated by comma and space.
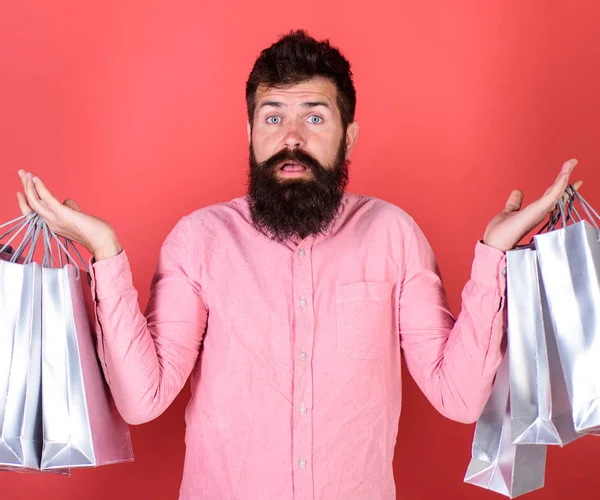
61, 237, 89, 274
41, 221, 54, 268
524, 201, 567, 246
567, 185, 600, 225
0, 212, 38, 258
3, 214, 43, 264
536, 208, 562, 237
39, 219, 91, 282
20, 216, 44, 265
0, 212, 91, 276
534, 185, 590, 239
0, 212, 35, 241
558, 185, 600, 242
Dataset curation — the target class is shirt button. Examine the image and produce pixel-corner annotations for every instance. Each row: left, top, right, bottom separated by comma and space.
299, 403, 307, 415
298, 249, 305, 257
299, 297, 307, 307
298, 458, 307, 469
300, 350, 307, 361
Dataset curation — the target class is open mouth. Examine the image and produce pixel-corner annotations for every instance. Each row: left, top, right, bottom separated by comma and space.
279, 162, 308, 173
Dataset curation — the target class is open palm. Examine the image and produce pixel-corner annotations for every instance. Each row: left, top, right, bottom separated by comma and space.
483, 159, 582, 252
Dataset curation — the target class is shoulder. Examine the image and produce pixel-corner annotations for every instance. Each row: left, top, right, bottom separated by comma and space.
345, 193, 416, 232
177, 196, 251, 236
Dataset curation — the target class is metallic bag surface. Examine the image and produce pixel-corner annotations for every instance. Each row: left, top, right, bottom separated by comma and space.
464, 353, 547, 498
534, 192, 600, 435
506, 247, 579, 445
0, 215, 43, 470
40, 230, 134, 469
0, 260, 42, 470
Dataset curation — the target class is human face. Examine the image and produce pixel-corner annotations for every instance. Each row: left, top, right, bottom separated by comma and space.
248, 77, 359, 182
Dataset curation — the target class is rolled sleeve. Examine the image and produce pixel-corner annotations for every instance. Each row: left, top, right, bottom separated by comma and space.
89, 250, 134, 301
470, 241, 507, 292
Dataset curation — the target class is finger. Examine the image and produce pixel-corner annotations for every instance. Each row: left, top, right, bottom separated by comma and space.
520, 178, 578, 233
560, 158, 578, 175
16, 192, 32, 215
515, 160, 580, 237
507, 202, 553, 239
504, 189, 524, 213
63, 199, 82, 212
31, 176, 61, 208
542, 172, 570, 206
24, 174, 52, 219
542, 159, 578, 198
24, 174, 41, 205
18, 170, 28, 192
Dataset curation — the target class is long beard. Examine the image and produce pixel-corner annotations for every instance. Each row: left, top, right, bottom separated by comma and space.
247, 138, 349, 242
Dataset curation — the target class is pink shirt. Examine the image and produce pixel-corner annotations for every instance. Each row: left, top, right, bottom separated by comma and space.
90, 193, 506, 500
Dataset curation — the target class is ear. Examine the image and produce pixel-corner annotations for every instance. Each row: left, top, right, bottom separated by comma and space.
345, 122, 360, 158
247, 121, 252, 144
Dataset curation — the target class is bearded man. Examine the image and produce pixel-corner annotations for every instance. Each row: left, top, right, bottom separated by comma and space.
16, 30, 578, 500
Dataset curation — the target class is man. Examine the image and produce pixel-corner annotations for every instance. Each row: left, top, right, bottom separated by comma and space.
16, 30, 578, 499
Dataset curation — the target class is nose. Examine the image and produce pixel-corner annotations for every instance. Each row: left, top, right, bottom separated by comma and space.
282, 122, 305, 150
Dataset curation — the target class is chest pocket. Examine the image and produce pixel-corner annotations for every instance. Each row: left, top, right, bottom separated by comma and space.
335, 281, 394, 360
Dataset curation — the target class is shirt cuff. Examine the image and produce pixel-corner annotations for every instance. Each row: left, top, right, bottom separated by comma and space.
470, 241, 507, 290
89, 249, 134, 301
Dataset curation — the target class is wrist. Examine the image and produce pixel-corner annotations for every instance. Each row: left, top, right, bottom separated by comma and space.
91, 231, 122, 262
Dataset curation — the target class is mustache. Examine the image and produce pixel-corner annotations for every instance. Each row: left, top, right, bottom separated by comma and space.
247, 135, 349, 242
257, 147, 325, 174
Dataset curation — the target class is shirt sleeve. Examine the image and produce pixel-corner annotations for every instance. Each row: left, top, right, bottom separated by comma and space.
398, 217, 506, 424
89, 216, 208, 425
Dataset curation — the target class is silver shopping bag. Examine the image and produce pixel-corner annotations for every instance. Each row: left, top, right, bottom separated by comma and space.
0, 214, 43, 470
464, 353, 547, 498
534, 190, 600, 434
40, 226, 134, 470
506, 247, 579, 445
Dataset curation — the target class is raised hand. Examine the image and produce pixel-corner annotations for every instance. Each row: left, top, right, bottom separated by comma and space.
483, 159, 583, 252
17, 170, 122, 261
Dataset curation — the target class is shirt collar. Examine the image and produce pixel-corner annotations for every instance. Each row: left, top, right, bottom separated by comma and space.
241, 193, 353, 250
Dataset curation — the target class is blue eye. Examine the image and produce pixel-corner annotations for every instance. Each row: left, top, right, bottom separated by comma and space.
307, 115, 323, 124
266, 116, 282, 124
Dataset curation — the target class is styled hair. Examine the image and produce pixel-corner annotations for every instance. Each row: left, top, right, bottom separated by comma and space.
246, 29, 356, 128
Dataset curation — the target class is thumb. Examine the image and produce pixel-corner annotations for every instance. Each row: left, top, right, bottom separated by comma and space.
63, 198, 82, 212
503, 189, 523, 214
17, 192, 33, 215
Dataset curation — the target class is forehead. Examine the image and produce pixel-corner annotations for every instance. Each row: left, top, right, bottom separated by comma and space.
255, 77, 338, 108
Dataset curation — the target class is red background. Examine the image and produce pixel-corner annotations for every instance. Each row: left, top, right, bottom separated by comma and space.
1, 1, 600, 499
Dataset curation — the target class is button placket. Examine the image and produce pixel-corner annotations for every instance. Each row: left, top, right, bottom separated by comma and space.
291, 238, 315, 498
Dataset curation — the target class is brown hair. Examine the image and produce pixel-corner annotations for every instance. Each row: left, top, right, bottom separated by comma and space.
246, 30, 356, 128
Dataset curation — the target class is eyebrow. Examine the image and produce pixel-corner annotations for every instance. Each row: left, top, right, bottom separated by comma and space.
258, 100, 332, 110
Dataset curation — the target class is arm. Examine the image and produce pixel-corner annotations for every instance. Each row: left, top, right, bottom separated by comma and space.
89, 217, 208, 425
399, 218, 506, 424
398, 158, 582, 423
14, 171, 209, 425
